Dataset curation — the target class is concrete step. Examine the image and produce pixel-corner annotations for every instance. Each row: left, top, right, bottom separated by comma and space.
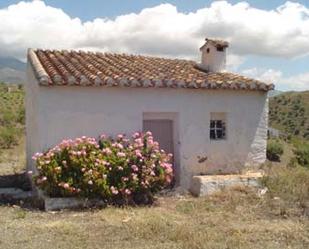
190, 172, 263, 197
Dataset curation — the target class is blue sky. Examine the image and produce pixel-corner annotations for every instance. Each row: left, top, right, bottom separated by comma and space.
0, 0, 308, 91
1, 0, 308, 21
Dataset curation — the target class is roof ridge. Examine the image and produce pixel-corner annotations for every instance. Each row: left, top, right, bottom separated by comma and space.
28, 48, 50, 85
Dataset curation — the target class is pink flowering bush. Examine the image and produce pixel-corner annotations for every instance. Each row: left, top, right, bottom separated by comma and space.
32, 132, 173, 205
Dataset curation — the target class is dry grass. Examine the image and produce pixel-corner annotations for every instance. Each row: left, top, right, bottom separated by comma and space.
0, 188, 308, 249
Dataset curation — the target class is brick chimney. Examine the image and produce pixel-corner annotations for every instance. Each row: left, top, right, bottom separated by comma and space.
199, 38, 229, 72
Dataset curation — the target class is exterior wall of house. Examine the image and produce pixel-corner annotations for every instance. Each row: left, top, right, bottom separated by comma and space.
26, 72, 269, 189
25, 63, 41, 174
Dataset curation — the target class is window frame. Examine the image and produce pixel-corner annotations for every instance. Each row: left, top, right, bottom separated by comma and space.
216, 46, 224, 52
209, 119, 226, 140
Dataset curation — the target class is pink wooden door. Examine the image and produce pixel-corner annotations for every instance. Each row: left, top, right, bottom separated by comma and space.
143, 119, 174, 163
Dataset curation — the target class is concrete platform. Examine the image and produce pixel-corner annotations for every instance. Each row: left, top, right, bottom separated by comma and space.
190, 172, 263, 197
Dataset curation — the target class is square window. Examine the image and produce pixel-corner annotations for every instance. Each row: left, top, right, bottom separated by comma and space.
210, 113, 227, 140
210, 130, 216, 139
217, 46, 224, 52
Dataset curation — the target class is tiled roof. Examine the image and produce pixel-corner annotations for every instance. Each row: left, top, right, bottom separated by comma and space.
28, 49, 274, 91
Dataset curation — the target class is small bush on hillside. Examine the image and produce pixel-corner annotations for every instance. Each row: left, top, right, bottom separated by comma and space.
0, 111, 16, 126
267, 139, 284, 161
292, 142, 309, 168
0, 127, 19, 149
32, 132, 173, 205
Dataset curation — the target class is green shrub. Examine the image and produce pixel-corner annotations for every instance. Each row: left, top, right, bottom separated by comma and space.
0, 111, 16, 126
293, 142, 309, 168
267, 139, 284, 161
16, 108, 25, 124
0, 127, 19, 149
32, 132, 173, 205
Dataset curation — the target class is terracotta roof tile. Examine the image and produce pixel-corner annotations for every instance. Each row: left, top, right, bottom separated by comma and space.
28, 49, 274, 91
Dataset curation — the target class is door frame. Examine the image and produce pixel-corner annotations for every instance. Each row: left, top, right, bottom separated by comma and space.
143, 112, 180, 185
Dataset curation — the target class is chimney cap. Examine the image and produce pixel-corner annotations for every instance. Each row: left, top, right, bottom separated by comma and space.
200, 38, 229, 51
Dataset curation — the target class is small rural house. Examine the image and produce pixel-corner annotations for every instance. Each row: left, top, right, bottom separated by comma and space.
26, 39, 274, 189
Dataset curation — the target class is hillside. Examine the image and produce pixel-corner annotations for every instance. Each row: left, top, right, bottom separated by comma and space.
269, 91, 309, 139
0, 83, 25, 174
0, 57, 26, 84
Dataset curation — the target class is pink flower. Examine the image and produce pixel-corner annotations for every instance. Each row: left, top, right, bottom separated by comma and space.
117, 166, 124, 171
131, 165, 138, 172
121, 177, 129, 182
135, 138, 143, 145
165, 167, 173, 174
103, 148, 112, 155
27, 171, 33, 175
63, 183, 70, 189
147, 139, 154, 147
81, 168, 86, 172
116, 143, 124, 149
131, 173, 138, 180
134, 150, 142, 158
132, 132, 140, 139
110, 186, 119, 195
125, 189, 131, 195
165, 175, 172, 184
100, 134, 106, 139
117, 134, 124, 139
150, 171, 156, 176
117, 152, 126, 157
146, 131, 152, 136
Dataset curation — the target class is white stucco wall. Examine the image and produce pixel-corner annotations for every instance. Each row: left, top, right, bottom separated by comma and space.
26, 68, 269, 189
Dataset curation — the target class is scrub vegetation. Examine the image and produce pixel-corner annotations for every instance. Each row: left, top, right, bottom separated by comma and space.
269, 91, 309, 139
0, 83, 25, 175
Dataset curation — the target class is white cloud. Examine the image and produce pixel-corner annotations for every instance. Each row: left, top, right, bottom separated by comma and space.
0, 0, 308, 63
280, 72, 309, 91
241, 67, 309, 91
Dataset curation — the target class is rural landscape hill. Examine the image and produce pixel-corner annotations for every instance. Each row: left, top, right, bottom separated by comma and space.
269, 91, 309, 140
0, 57, 26, 84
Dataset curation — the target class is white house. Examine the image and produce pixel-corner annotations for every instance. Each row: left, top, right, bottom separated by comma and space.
26, 39, 274, 189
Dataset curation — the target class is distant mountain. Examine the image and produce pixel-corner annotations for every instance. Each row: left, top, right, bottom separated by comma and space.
0, 57, 26, 71
268, 90, 283, 97
269, 91, 309, 140
0, 57, 26, 84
